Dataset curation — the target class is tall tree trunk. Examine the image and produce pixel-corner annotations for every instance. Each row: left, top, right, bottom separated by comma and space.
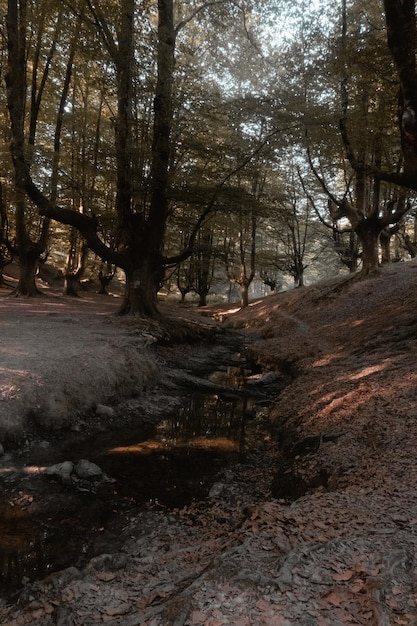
240, 282, 249, 307
380, 229, 392, 264
15, 245, 42, 296
6, 0, 49, 296
384, 0, 417, 175
356, 219, 382, 275
63, 238, 89, 296
119, 260, 160, 316
198, 289, 209, 307
131, 0, 175, 316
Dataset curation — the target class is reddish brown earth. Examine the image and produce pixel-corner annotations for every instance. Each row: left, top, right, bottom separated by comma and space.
1, 261, 417, 625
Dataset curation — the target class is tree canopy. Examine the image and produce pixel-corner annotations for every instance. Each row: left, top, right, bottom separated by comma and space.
2, 0, 417, 315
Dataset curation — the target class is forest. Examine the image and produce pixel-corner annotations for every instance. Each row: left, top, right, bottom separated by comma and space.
2, 0, 417, 314
3, 1, 417, 624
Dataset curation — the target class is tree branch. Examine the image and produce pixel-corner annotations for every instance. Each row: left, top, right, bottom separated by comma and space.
22, 172, 125, 267
175, 0, 230, 36
162, 125, 290, 265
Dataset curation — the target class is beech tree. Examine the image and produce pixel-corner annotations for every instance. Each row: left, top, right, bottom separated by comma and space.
4, 0, 61, 295
6, 0, 273, 315
332, 0, 411, 274
292, 0, 414, 276
381, 0, 417, 188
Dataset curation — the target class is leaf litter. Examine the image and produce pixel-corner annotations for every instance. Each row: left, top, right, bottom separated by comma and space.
2, 262, 417, 623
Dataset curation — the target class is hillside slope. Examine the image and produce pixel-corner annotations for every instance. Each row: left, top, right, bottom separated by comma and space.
229, 260, 417, 499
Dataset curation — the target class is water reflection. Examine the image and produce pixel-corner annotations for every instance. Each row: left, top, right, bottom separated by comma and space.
158, 391, 256, 460
0, 368, 273, 595
0, 509, 89, 595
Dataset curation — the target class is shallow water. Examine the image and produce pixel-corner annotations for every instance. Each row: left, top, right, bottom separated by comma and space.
0, 366, 275, 595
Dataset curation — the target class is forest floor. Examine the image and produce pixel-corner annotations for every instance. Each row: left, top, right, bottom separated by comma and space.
1, 261, 417, 624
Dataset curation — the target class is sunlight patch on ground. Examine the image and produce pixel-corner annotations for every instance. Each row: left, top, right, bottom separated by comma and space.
23, 465, 47, 474
0, 467, 15, 475
313, 352, 342, 367
108, 437, 238, 455
0, 370, 31, 398
305, 385, 373, 427
349, 363, 388, 380
183, 437, 238, 451
108, 440, 165, 455
0, 465, 46, 476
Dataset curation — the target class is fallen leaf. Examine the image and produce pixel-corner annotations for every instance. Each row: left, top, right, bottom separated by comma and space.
350, 581, 365, 593
313, 520, 328, 529
256, 599, 272, 611
96, 571, 116, 582
331, 570, 354, 582
190, 610, 208, 624
101, 603, 131, 616
324, 591, 342, 606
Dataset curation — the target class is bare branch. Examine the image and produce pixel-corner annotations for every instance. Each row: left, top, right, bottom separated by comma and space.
175, 0, 230, 35
85, 0, 119, 61
162, 125, 292, 265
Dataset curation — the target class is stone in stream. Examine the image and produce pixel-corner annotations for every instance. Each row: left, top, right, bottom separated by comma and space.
95, 404, 115, 418
45, 461, 74, 484
74, 459, 103, 479
45, 459, 103, 485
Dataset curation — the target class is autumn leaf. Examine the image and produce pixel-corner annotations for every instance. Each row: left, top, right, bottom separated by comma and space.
331, 570, 354, 582
96, 571, 116, 582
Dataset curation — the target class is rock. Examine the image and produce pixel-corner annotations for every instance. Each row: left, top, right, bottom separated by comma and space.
259, 371, 277, 385
247, 371, 277, 386
208, 482, 225, 498
42, 566, 82, 590
75, 458, 103, 479
86, 553, 128, 571
45, 461, 74, 484
96, 404, 115, 417
55, 603, 76, 626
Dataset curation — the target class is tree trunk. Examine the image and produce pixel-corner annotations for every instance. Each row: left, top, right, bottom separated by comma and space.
198, 290, 208, 306
119, 261, 160, 316
356, 219, 382, 275
240, 282, 249, 307
14, 248, 42, 296
384, 0, 417, 175
98, 270, 114, 295
403, 232, 417, 258
63, 238, 88, 296
64, 273, 80, 297
6, 0, 49, 297
380, 229, 391, 264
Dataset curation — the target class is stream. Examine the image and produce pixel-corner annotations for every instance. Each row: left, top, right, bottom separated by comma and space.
0, 345, 282, 597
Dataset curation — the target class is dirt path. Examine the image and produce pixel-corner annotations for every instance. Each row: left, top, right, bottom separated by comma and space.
0, 290, 162, 441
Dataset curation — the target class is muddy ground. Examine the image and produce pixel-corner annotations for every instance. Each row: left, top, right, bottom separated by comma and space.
1, 262, 417, 624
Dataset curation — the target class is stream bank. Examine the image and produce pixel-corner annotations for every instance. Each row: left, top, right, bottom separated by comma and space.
0, 323, 285, 602
3, 265, 417, 624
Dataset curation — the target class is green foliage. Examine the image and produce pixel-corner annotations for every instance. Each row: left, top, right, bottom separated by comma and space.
3, 0, 416, 303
